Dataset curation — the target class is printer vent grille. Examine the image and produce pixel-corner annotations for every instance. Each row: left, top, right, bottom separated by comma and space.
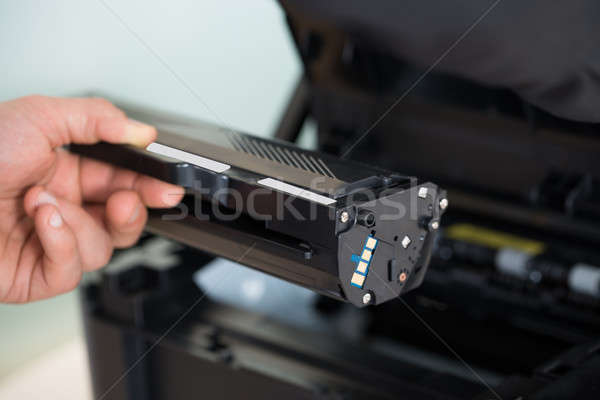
227, 132, 337, 179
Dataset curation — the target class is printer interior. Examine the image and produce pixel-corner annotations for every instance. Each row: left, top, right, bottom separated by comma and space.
80, 3, 600, 399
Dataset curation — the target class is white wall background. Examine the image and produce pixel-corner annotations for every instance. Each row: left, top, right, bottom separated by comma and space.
0, 0, 301, 136
0, 1, 301, 396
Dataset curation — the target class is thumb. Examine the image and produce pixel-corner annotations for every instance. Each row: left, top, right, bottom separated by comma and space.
17, 95, 156, 148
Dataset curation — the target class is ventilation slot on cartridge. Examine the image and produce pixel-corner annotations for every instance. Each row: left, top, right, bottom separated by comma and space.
226, 132, 337, 179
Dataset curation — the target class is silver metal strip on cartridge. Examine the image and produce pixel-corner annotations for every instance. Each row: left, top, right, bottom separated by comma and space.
146, 142, 231, 173
257, 178, 336, 206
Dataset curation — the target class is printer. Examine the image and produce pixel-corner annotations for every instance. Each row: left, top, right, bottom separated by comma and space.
79, 2, 600, 399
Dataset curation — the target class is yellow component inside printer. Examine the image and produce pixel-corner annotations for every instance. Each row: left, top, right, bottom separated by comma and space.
446, 224, 546, 255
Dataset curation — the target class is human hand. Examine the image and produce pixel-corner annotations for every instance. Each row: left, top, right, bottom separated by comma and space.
0, 95, 184, 303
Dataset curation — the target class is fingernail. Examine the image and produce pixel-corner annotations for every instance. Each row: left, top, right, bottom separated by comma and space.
49, 210, 63, 228
128, 204, 141, 224
36, 191, 58, 208
124, 118, 156, 147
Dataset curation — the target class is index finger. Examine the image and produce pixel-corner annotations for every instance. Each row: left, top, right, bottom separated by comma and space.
13, 95, 156, 148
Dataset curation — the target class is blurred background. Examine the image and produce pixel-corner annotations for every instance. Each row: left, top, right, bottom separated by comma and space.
0, 1, 301, 398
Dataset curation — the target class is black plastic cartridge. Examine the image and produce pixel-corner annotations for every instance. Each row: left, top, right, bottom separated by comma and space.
70, 104, 447, 307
